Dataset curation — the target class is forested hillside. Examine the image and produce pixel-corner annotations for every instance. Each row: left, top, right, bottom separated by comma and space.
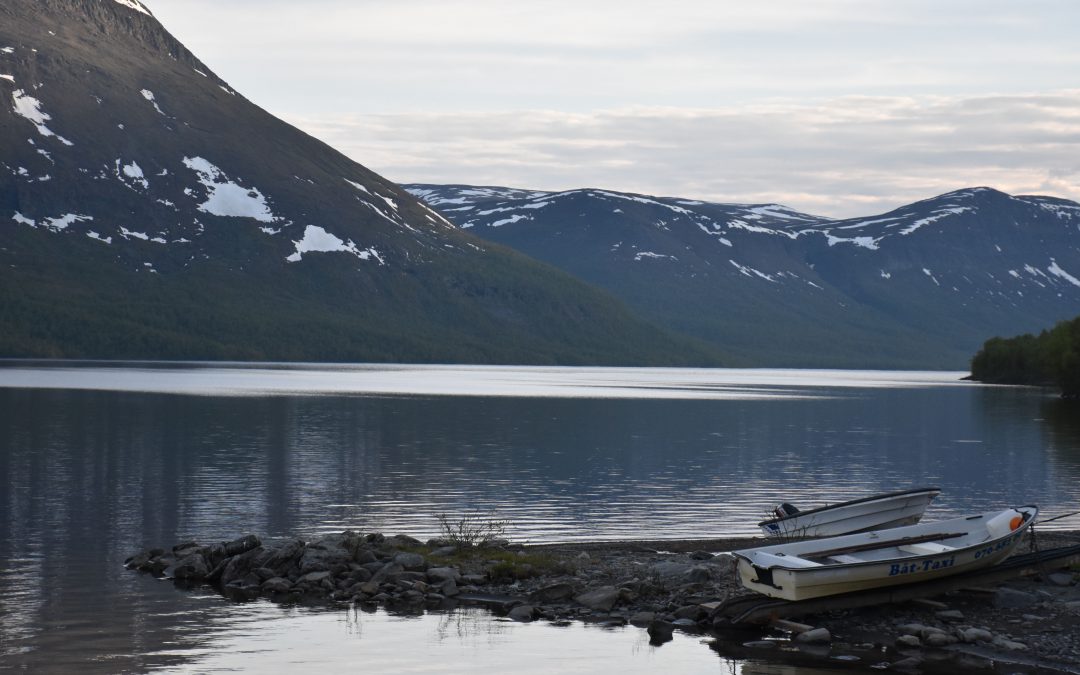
970, 316, 1080, 398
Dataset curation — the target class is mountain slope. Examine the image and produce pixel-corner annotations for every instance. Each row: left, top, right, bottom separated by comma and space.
0, 0, 721, 365
405, 184, 1080, 368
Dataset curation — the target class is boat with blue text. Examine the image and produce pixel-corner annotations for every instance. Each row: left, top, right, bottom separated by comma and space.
734, 505, 1037, 601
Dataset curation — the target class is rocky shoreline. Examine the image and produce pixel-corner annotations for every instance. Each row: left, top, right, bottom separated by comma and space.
126, 530, 1080, 673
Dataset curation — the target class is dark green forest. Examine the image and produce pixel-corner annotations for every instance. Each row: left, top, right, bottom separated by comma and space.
970, 315, 1080, 398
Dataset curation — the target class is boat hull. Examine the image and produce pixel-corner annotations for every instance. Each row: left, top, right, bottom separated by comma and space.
759, 488, 940, 538
736, 506, 1036, 601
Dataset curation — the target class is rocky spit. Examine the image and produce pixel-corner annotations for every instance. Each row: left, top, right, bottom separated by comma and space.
126, 530, 1080, 673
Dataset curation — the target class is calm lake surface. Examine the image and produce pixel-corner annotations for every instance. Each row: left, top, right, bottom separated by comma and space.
2, 363, 1079, 673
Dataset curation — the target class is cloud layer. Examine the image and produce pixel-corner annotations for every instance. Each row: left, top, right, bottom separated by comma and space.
147, 1, 1080, 216
288, 90, 1080, 217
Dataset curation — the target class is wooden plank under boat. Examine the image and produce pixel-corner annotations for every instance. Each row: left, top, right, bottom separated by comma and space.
758, 487, 941, 538
733, 505, 1037, 601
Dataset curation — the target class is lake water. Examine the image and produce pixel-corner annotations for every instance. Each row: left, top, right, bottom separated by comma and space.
2, 363, 1079, 673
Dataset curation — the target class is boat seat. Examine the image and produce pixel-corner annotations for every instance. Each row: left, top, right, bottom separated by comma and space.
898, 542, 955, 555
751, 552, 823, 568
828, 554, 863, 564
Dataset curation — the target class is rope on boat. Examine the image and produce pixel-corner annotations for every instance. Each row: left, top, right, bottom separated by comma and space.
1035, 509, 1080, 525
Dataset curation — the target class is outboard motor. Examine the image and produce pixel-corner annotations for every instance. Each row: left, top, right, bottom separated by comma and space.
773, 502, 800, 519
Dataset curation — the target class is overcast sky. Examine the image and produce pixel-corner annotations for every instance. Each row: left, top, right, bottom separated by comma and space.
148, 0, 1080, 217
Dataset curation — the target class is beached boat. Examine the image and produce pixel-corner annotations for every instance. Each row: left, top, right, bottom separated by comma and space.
758, 487, 941, 538
734, 505, 1037, 601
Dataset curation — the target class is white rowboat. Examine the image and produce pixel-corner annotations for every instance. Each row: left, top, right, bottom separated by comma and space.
758, 487, 941, 538
734, 505, 1037, 601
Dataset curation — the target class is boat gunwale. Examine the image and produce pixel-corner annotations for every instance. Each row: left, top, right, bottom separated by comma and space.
738, 505, 1038, 573
756, 486, 942, 528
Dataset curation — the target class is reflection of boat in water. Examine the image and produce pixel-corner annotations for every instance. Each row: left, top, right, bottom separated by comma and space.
735, 505, 1037, 601
758, 487, 941, 538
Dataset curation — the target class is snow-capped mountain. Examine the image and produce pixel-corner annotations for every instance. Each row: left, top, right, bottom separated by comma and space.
406, 184, 1080, 368
0, 0, 715, 364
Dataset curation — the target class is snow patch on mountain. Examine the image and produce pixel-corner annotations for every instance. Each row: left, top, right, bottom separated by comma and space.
826, 234, 880, 250
0, 75, 13, 83
344, 178, 416, 230
1039, 202, 1080, 219
635, 251, 677, 262
730, 260, 777, 282
897, 206, 972, 235
1048, 260, 1080, 288
13, 212, 94, 232
286, 224, 383, 264
11, 90, 74, 145
491, 214, 529, 227
727, 219, 796, 239
120, 227, 149, 241
1, 47, 14, 54
593, 190, 694, 216
477, 201, 551, 217
117, 159, 148, 190
86, 231, 111, 244
113, 0, 152, 16
140, 89, 165, 116
182, 156, 275, 222
744, 205, 821, 223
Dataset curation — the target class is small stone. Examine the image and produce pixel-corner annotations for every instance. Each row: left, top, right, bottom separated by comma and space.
673, 605, 704, 622
261, 577, 292, 593
353, 549, 378, 565
399, 589, 425, 603
296, 570, 331, 584
438, 579, 459, 597
647, 619, 674, 645
960, 628, 993, 643
393, 552, 426, 571
531, 582, 574, 603
629, 611, 655, 627
575, 586, 619, 612
1046, 572, 1074, 587
684, 566, 712, 583
897, 623, 929, 636
795, 628, 830, 644
508, 604, 535, 622
992, 637, 1028, 651
429, 546, 457, 557
357, 581, 379, 595
172, 553, 210, 581
935, 609, 964, 622
223, 535, 261, 557
923, 631, 956, 647
371, 562, 404, 584
892, 656, 923, 671
994, 587, 1036, 608
896, 635, 922, 648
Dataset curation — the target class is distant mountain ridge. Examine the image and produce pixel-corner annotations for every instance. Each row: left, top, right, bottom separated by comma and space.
405, 184, 1080, 368
0, 0, 719, 365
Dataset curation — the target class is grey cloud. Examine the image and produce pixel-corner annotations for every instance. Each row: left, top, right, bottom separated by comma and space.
287, 91, 1080, 217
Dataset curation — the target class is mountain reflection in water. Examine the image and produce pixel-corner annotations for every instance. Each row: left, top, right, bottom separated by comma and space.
1, 364, 1078, 673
